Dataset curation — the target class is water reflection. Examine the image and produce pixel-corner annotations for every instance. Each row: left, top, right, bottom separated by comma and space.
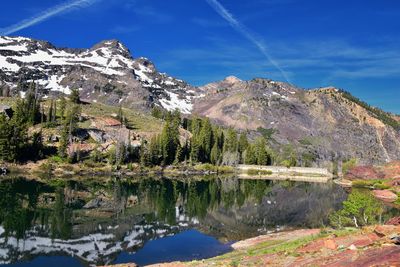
0, 176, 353, 266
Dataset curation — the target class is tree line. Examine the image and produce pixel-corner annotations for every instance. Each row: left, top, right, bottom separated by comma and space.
1, 84, 288, 169
138, 110, 273, 167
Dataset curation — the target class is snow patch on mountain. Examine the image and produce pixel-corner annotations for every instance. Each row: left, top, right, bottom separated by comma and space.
159, 90, 193, 114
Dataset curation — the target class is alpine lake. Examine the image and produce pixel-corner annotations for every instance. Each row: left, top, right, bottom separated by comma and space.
0, 175, 398, 267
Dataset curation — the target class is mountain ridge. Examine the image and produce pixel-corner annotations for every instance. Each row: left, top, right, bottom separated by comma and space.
1, 36, 399, 165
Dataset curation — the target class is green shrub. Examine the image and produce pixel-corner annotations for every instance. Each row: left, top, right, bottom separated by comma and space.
247, 169, 273, 175
49, 155, 65, 163
373, 183, 390, 190
342, 158, 357, 175
352, 180, 374, 188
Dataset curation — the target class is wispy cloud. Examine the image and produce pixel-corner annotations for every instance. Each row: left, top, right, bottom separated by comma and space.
0, 0, 101, 35
205, 0, 291, 84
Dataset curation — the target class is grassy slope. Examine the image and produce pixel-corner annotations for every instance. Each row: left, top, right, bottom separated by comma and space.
0, 97, 162, 135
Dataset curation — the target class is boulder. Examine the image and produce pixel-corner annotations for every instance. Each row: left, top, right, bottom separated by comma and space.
83, 198, 103, 209
372, 190, 398, 202
323, 239, 337, 250
385, 216, 400, 226
374, 225, 400, 237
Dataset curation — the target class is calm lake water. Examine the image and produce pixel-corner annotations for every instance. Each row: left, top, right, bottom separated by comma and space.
0, 175, 391, 266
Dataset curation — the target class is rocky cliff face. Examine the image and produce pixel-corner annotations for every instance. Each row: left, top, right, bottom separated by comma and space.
1, 36, 399, 164
193, 77, 400, 165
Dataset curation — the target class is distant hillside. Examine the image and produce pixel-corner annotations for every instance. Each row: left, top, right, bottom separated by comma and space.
192, 77, 400, 165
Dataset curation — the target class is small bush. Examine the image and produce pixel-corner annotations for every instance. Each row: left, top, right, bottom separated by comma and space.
247, 169, 273, 175
373, 183, 390, 190
49, 155, 65, 163
352, 180, 374, 188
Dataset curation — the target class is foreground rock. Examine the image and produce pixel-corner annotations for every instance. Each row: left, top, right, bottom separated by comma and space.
372, 189, 398, 202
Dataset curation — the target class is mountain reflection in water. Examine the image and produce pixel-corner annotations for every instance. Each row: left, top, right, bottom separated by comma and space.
0, 176, 349, 266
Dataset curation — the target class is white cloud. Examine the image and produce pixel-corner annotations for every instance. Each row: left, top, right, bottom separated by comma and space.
0, 0, 101, 35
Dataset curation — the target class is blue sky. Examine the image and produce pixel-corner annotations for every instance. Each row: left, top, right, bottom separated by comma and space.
0, 0, 399, 113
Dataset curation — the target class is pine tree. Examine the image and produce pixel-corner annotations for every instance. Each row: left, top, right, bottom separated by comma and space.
244, 144, 257, 165
117, 105, 123, 124
151, 106, 164, 119
238, 132, 249, 154
59, 97, 66, 121
160, 115, 180, 165
48, 99, 54, 123
53, 100, 57, 122
199, 118, 213, 162
149, 135, 162, 165
223, 128, 238, 153
0, 114, 10, 161
210, 142, 221, 165
255, 137, 268, 165
174, 144, 183, 165
70, 89, 80, 104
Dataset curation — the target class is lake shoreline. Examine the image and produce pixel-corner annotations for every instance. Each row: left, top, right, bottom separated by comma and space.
103, 224, 400, 267
2, 161, 334, 182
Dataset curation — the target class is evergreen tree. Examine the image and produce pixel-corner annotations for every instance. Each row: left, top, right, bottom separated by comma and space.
149, 135, 162, 165
52, 100, 57, 122
151, 106, 164, 119
59, 97, 66, 121
255, 137, 269, 165
140, 140, 152, 167
198, 118, 213, 162
238, 132, 249, 163
0, 114, 10, 161
223, 128, 238, 153
117, 105, 123, 124
160, 114, 180, 165
48, 99, 54, 123
244, 144, 257, 165
210, 142, 221, 165
69, 89, 80, 104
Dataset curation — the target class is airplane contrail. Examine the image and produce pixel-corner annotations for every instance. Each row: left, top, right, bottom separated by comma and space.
0, 0, 101, 35
205, 0, 291, 84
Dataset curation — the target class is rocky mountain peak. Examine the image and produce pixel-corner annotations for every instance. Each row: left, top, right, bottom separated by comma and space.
224, 75, 242, 84
89, 39, 132, 59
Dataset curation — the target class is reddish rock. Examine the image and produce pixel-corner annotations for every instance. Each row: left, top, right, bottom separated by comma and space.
389, 178, 400, 187
372, 190, 398, 202
352, 233, 380, 248
347, 245, 400, 267
232, 229, 320, 250
297, 239, 326, 253
346, 166, 385, 180
324, 239, 338, 250
374, 225, 400, 237
381, 161, 400, 179
386, 216, 400, 226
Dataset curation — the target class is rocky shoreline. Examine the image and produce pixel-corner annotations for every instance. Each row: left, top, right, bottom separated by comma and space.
102, 223, 400, 267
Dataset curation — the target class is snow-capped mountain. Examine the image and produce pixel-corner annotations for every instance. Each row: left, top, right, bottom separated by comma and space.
0, 36, 195, 113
